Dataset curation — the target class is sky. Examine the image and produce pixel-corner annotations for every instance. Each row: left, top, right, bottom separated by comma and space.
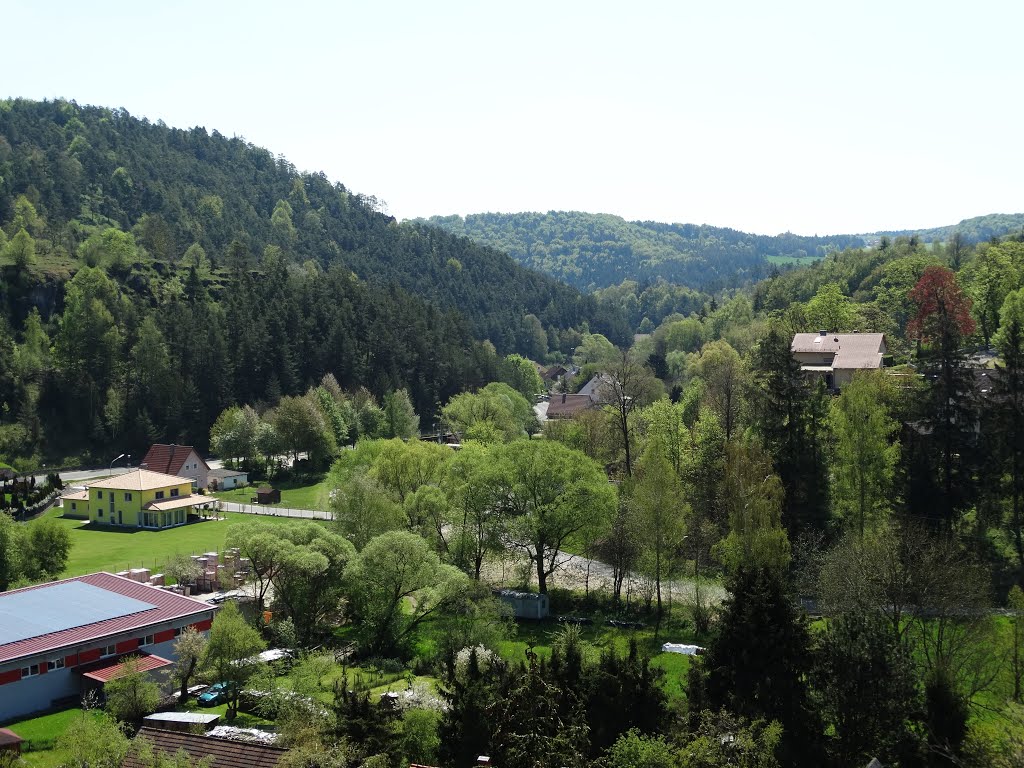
5, 0, 1022, 236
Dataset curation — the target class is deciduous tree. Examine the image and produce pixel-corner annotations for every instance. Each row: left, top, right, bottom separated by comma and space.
203, 601, 266, 719
493, 440, 615, 594
828, 371, 900, 537
344, 530, 468, 656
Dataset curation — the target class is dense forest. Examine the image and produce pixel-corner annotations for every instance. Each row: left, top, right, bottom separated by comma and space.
417, 211, 865, 291
0, 99, 629, 465
867, 212, 1024, 246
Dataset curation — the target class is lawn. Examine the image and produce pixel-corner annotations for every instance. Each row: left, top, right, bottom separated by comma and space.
3, 707, 99, 767
40, 507, 314, 577
213, 477, 330, 511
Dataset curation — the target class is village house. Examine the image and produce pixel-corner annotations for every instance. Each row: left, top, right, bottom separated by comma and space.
207, 467, 249, 491
141, 444, 210, 489
61, 469, 218, 529
545, 392, 600, 420
791, 331, 887, 390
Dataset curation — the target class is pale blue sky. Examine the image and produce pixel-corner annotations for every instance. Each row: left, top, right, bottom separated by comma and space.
6, 1, 1022, 235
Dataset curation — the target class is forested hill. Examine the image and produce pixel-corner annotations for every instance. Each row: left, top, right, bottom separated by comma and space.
0, 99, 627, 464
865, 212, 1024, 245
0, 99, 622, 347
417, 211, 864, 291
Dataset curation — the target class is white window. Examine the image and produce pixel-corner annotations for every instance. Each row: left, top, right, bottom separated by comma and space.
21, 664, 39, 677
173, 627, 182, 638
97, 490, 103, 499
155, 490, 165, 499
48, 658, 65, 671
170, 488, 179, 497
100, 645, 116, 658
124, 492, 132, 502
141, 635, 154, 646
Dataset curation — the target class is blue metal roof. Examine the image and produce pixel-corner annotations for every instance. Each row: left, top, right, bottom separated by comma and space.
0, 581, 156, 646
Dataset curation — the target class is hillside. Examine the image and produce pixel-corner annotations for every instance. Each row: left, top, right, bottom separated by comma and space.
0, 99, 624, 348
864, 212, 1024, 245
417, 211, 864, 291
0, 99, 627, 464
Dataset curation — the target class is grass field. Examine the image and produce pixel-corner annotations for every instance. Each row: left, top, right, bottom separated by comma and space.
4, 707, 98, 767
213, 477, 330, 511
41, 507, 314, 577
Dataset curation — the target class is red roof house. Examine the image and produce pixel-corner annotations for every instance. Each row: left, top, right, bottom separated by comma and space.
140, 444, 210, 489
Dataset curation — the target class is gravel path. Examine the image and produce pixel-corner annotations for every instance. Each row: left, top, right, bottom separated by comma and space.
483, 547, 727, 606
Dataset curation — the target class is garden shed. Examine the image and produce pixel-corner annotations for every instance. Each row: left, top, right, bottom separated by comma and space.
496, 589, 549, 619
255, 486, 280, 504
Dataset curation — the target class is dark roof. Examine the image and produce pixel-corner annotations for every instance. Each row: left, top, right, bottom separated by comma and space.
0, 572, 214, 664
141, 444, 209, 475
124, 727, 287, 768
546, 393, 597, 419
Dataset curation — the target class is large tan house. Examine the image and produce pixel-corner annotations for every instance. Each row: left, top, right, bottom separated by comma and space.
791, 331, 887, 389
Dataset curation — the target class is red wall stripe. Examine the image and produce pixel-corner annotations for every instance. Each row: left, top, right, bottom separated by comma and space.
153, 629, 175, 644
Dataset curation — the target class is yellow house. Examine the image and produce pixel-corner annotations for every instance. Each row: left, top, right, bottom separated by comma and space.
83, 469, 217, 529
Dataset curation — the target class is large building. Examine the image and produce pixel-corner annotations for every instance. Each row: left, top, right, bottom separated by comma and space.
791, 331, 887, 390
62, 469, 217, 529
0, 572, 215, 721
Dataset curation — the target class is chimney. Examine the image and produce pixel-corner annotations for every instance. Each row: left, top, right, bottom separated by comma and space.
477, 758, 492, 767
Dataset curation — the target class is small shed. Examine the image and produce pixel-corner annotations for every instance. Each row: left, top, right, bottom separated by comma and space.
496, 589, 549, 620
142, 712, 220, 732
0, 728, 23, 754
254, 486, 280, 504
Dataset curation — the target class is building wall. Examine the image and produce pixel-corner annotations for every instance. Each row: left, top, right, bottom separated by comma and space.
88, 481, 192, 528
216, 474, 247, 490
0, 614, 214, 722
793, 351, 836, 367
176, 451, 209, 490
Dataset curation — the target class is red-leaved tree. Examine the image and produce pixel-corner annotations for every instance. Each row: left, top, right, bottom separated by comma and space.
907, 265, 976, 345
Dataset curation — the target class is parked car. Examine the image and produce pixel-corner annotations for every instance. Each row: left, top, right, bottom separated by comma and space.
197, 682, 231, 706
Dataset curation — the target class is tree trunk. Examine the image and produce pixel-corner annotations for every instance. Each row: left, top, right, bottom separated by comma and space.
535, 551, 547, 595
655, 547, 662, 617
179, 657, 197, 703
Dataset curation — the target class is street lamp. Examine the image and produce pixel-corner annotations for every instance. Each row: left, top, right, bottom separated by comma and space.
109, 453, 130, 474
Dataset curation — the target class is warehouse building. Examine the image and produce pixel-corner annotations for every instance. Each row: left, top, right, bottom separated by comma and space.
0, 572, 216, 722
